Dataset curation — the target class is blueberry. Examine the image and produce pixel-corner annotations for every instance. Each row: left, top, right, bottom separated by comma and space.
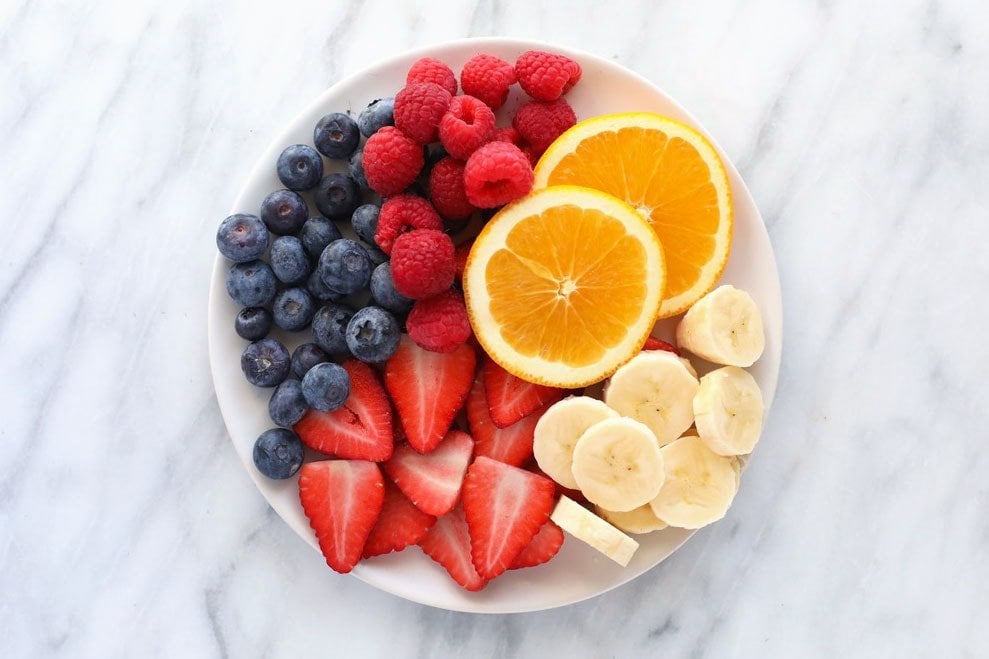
226, 260, 277, 307
311, 303, 355, 355
313, 112, 360, 159
290, 342, 329, 380
314, 174, 359, 219
426, 143, 448, 167
241, 338, 291, 387
260, 189, 308, 235
299, 217, 342, 260
357, 97, 395, 138
306, 269, 344, 302
268, 379, 309, 427
318, 239, 371, 294
346, 306, 400, 364
301, 362, 351, 412
349, 148, 369, 190
253, 428, 304, 479
269, 235, 310, 284
272, 287, 316, 332
351, 204, 380, 244
216, 213, 269, 263
276, 144, 323, 191
235, 307, 273, 341
364, 244, 389, 267
369, 263, 413, 313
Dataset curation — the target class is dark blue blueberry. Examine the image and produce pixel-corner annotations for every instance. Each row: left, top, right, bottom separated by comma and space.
349, 148, 369, 190
276, 144, 323, 191
345, 306, 400, 364
369, 263, 413, 313
299, 217, 342, 260
357, 97, 395, 138
313, 112, 360, 159
253, 428, 304, 479
260, 189, 308, 235
426, 143, 448, 167
306, 269, 344, 302
226, 260, 277, 307
290, 342, 329, 380
269, 235, 310, 284
216, 213, 269, 263
272, 287, 316, 332
311, 303, 355, 355
301, 362, 351, 412
318, 239, 371, 294
235, 307, 273, 341
268, 379, 309, 427
351, 204, 380, 244
241, 338, 291, 387
314, 174, 359, 219
364, 244, 389, 267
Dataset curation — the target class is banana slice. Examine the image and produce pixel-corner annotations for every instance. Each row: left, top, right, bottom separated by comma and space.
693, 366, 764, 456
676, 285, 765, 367
550, 495, 639, 566
571, 417, 665, 512
649, 435, 737, 529
679, 356, 698, 379
533, 396, 619, 490
603, 351, 698, 446
596, 503, 668, 534
730, 457, 742, 491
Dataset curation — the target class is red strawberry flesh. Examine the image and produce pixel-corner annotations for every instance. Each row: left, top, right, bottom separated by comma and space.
383, 429, 474, 516
510, 520, 565, 569
482, 359, 565, 428
363, 479, 436, 558
418, 507, 488, 591
466, 375, 545, 467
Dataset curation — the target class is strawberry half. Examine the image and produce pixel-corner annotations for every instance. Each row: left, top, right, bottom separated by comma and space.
363, 479, 436, 558
418, 506, 488, 591
466, 375, 544, 467
482, 359, 565, 428
510, 520, 565, 569
295, 359, 394, 461
383, 429, 473, 516
643, 336, 680, 355
462, 456, 557, 580
385, 335, 476, 453
298, 459, 385, 573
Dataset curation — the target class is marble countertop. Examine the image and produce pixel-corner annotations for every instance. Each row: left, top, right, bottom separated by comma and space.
3, 0, 987, 656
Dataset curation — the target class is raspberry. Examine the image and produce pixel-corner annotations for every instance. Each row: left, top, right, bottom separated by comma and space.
514, 50, 582, 101
406, 289, 472, 353
520, 143, 540, 168
463, 142, 534, 208
460, 54, 517, 110
394, 82, 452, 144
390, 229, 455, 300
491, 126, 522, 146
374, 195, 443, 254
428, 157, 475, 221
454, 239, 473, 281
512, 98, 576, 154
406, 57, 458, 96
438, 95, 496, 161
362, 126, 424, 197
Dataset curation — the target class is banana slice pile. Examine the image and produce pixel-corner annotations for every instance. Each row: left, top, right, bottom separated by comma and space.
539, 285, 767, 566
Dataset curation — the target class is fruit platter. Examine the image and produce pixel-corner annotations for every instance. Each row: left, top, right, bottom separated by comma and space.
207, 38, 781, 613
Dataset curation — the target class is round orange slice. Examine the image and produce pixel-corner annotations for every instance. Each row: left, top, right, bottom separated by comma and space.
463, 186, 665, 388
534, 113, 733, 318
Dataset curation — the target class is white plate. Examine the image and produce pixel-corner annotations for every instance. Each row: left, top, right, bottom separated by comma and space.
207, 37, 782, 613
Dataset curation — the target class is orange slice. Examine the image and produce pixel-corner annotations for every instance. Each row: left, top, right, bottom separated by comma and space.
463, 186, 665, 388
534, 113, 733, 318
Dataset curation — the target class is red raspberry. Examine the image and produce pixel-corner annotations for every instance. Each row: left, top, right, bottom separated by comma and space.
406, 57, 458, 96
520, 143, 540, 168
491, 126, 522, 146
512, 98, 576, 154
453, 239, 473, 281
394, 82, 452, 144
438, 95, 496, 161
460, 54, 517, 110
428, 157, 475, 221
406, 289, 472, 353
362, 126, 424, 197
374, 195, 443, 254
514, 50, 582, 101
390, 229, 455, 300
463, 142, 534, 208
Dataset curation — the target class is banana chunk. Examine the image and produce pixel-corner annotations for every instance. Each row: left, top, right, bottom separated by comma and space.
676, 285, 765, 367
693, 366, 764, 456
533, 396, 619, 490
596, 503, 668, 534
550, 496, 639, 566
571, 417, 665, 512
604, 351, 698, 446
649, 435, 737, 529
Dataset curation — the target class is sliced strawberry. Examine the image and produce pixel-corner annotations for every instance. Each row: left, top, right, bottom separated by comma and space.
462, 456, 557, 580
298, 460, 384, 573
482, 359, 565, 428
363, 479, 436, 558
383, 429, 473, 516
643, 336, 680, 355
418, 507, 488, 591
294, 359, 394, 461
466, 375, 544, 467
510, 520, 565, 569
385, 335, 476, 453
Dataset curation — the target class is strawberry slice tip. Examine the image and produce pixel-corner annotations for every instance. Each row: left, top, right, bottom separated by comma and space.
482, 359, 565, 428
418, 507, 488, 591
510, 520, 565, 569
363, 479, 437, 558
466, 375, 545, 467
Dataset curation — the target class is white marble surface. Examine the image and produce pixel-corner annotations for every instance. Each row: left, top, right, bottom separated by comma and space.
2, 0, 987, 656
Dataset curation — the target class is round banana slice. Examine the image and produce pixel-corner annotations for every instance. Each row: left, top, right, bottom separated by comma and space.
603, 350, 698, 446
693, 366, 764, 456
533, 396, 619, 490
676, 285, 765, 367
649, 435, 737, 529
551, 496, 639, 566
730, 457, 742, 491
596, 503, 668, 534
571, 417, 665, 512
